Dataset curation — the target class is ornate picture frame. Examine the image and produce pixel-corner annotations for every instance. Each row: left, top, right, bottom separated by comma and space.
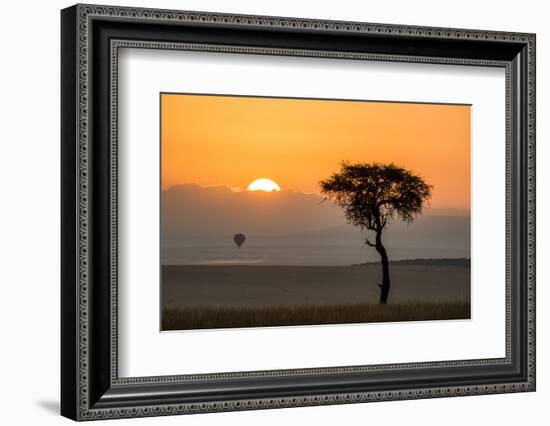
61, 4, 535, 421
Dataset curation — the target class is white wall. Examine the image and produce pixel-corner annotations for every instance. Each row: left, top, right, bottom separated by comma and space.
0, 0, 546, 424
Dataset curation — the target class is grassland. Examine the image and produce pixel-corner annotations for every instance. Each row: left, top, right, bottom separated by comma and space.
162, 301, 470, 330
162, 261, 470, 330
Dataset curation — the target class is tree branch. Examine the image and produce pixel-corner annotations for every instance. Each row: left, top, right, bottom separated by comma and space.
365, 237, 376, 247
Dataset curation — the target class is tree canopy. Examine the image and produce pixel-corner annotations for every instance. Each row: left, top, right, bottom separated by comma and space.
320, 162, 432, 233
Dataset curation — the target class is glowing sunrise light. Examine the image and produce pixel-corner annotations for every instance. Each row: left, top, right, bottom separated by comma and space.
247, 178, 281, 192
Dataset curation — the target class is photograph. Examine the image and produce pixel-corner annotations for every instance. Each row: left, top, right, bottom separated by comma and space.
160, 93, 472, 330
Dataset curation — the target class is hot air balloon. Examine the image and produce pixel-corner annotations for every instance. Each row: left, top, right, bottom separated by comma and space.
233, 233, 246, 248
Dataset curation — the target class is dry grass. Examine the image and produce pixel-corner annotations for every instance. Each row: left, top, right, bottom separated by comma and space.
162, 302, 470, 330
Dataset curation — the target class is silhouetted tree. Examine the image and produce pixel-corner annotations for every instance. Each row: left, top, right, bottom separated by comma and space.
320, 162, 432, 304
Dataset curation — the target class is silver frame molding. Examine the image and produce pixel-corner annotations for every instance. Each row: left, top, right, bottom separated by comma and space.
61, 4, 536, 421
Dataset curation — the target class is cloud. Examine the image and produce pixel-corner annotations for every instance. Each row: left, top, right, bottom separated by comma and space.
161, 184, 470, 262
162, 183, 346, 238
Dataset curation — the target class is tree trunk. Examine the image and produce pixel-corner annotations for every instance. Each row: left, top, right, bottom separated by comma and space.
375, 231, 390, 304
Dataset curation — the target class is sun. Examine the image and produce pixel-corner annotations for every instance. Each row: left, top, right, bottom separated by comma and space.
247, 178, 281, 192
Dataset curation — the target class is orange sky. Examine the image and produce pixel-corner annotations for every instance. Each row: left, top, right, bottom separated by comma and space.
161, 94, 471, 210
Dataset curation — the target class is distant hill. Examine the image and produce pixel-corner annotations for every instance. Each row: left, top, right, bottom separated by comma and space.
162, 184, 470, 262
163, 183, 469, 235
352, 258, 471, 267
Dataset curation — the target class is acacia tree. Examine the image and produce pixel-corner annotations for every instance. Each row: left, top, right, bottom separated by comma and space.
320, 162, 432, 304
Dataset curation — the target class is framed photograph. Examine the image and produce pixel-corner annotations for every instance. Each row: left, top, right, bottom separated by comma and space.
61, 4, 536, 421
160, 93, 471, 331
